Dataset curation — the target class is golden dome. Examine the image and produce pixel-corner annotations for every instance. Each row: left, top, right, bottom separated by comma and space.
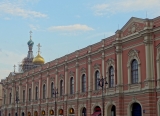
33, 53, 45, 65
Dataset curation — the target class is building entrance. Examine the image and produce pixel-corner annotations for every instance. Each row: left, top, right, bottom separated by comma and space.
132, 103, 142, 116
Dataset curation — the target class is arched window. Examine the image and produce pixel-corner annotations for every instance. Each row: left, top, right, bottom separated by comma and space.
29, 88, 31, 101
70, 77, 74, 94
60, 80, 63, 96
51, 82, 54, 98
109, 66, 114, 87
9, 93, 12, 104
95, 70, 100, 90
82, 74, 86, 92
23, 90, 25, 103
35, 86, 38, 100
43, 84, 46, 99
131, 59, 138, 84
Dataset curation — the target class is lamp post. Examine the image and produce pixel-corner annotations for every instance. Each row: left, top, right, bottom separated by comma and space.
98, 76, 108, 116
53, 87, 58, 116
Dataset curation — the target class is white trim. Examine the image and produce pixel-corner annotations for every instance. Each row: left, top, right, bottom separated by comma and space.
127, 99, 143, 116
105, 101, 116, 116
157, 99, 160, 116
127, 49, 141, 85
80, 73, 87, 93
106, 58, 115, 88
69, 77, 75, 95
93, 69, 101, 90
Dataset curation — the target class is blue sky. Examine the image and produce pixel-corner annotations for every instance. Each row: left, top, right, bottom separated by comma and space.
0, 0, 160, 79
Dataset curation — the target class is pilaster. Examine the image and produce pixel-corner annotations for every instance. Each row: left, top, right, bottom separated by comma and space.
75, 59, 79, 99
65, 64, 68, 100
88, 54, 92, 97
143, 33, 155, 89
115, 30, 123, 93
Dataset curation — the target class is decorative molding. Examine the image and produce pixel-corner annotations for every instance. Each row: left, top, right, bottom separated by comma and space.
81, 67, 86, 74
50, 77, 55, 81
42, 80, 47, 84
124, 22, 143, 37
35, 82, 39, 86
132, 96, 137, 102
88, 45, 92, 53
69, 71, 75, 77
28, 84, 32, 88
94, 64, 100, 70
59, 74, 64, 80
106, 58, 115, 67
127, 49, 140, 67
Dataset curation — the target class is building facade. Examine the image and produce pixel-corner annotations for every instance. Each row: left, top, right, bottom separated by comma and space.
1, 16, 160, 116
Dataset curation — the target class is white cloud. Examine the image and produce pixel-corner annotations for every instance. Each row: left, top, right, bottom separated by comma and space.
29, 24, 39, 30
48, 24, 94, 32
92, 0, 160, 16
4, 17, 11, 20
0, 2, 47, 18
0, 50, 25, 80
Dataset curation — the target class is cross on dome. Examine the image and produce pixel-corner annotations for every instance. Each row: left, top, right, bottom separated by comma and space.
37, 43, 42, 54
29, 31, 32, 40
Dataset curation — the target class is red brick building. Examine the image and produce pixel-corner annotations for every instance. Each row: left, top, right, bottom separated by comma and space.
1, 16, 160, 116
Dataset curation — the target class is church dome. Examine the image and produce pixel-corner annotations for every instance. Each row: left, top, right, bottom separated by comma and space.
33, 53, 45, 65
27, 39, 34, 47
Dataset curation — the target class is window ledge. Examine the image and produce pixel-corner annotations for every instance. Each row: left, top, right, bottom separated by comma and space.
128, 83, 141, 91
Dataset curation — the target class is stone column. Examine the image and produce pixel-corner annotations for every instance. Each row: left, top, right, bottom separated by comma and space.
55, 68, 58, 93
31, 77, 34, 104
88, 55, 92, 97
19, 81, 22, 105
38, 75, 42, 104
46, 73, 49, 103
115, 30, 123, 93
65, 65, 68, 100
144, 34, 154, 88
5, 85, 8, 105
156, 45, 160, 88
101, 51, 105, 78
75, 59, 79, 99
25, 79, 28, 106
11, 81, 15, 104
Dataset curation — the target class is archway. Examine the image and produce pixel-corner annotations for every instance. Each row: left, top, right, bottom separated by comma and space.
69, 108, 75, 115
15, 113, 17, 116
8, 113, 10, 116
111, 105, 116, 116
50, 110, 54, 115
131, 103, 142, 116
28, 112, 31, 116
59, 109, 63, 115
34, 111, 38, 116
91, 106, 101, 116
22, 112, 25, 116
82, 107, 86, 116
41, 110, 45, 116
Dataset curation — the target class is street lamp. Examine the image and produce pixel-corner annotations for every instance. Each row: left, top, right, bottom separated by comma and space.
98, 76, 108, 116
53, 87, 58, 116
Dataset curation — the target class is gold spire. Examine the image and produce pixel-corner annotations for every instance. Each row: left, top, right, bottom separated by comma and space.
33, 43, 45, 65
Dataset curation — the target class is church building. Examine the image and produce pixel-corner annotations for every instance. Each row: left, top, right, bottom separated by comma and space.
1, 16, 160, 116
